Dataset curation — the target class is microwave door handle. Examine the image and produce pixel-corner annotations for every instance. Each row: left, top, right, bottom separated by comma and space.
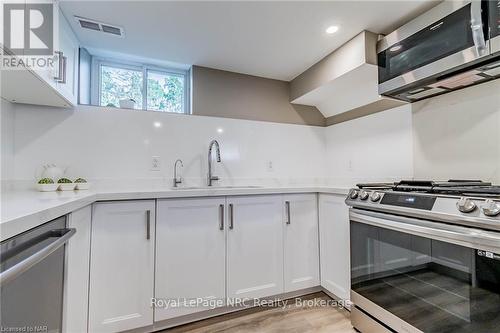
470, 0, 487, 56
0, 228, 76, 285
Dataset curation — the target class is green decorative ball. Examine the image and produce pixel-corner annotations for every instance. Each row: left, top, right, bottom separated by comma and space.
38, 178, 54, 184
57, 178, 72, 184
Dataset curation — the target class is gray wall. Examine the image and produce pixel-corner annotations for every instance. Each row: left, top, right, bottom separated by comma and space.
192, 66, 325, 126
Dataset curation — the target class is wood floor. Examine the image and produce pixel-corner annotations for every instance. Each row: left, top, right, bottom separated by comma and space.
162, 293, 356, 333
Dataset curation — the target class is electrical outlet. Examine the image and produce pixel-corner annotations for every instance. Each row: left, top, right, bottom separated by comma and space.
267, 161, 274, 172
151, 156, 161, 171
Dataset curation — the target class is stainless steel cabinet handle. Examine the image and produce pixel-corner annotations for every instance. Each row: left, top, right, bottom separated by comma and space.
285, 201, 291, 225
229, 203, 234, 230
53, 51, 64, 81
146, 210, 151, 240
60, 56, 67, 84
0, 228, 76, 285
219, 204, 224, 230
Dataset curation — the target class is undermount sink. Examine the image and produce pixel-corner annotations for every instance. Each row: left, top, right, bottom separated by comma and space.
171, 185, 263, 190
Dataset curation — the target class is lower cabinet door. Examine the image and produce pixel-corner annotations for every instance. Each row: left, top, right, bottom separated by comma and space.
283, 194, 320, 292
155, 198, 226, 322
63, 205, 92, 333
319, 194, 350, 300
89, 201, 155, 333
227, 195, 284, 300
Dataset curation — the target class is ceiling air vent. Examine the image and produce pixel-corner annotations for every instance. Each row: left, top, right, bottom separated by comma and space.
101, 25, 122, 36
79, 20, 100, 31
74, 16, 124, 37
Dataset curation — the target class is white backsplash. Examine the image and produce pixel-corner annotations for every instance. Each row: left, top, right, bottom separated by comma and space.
324, 105, 414, 187
412, 79, 500, 184
2, 78, 499, 191
1, 99, 15, 183
3, 104, 327, 190
323, 80, 500, 186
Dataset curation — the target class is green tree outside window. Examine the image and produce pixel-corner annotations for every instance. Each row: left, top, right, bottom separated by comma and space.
99, 64, 186, 113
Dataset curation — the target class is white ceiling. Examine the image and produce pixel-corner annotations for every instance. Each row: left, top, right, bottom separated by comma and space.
60, 0, 439, 81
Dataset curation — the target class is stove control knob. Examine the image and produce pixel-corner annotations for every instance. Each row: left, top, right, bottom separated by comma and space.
359, 190, 369, 200
370, 192, 381, 202
456, 197, 476, 213
481, 199, 500, 217
349, 189, 359, 199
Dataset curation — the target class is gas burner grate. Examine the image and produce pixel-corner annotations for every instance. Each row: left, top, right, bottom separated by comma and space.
357, 180, 500, 198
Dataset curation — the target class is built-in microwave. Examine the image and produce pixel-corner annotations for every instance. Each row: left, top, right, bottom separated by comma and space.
490, 0, 500, 54
377, 0, 500, 102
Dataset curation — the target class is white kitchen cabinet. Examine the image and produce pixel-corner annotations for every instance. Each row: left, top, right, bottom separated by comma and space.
1, 1, 79, 107
319, 194, 350, 300
63, 205, 91, 333
226, 195, 284, 299
89, 201, 155, 333
155, 197, 226, 321
283, 194, 320, 292
30, 0, 58, 93
55, 6, 79, 105
31, 1, 79, 105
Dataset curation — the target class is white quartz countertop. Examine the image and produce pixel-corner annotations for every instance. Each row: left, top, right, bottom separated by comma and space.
1, 185, 350, 241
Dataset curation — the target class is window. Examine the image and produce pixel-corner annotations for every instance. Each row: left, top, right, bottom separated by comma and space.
93, 58, 189, 113
100, 65, 143, 109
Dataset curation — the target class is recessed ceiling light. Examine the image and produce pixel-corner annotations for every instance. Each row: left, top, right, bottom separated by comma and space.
326, 26, 339, 34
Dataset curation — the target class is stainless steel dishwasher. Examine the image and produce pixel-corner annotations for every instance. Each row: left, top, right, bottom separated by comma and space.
0, 217, 76, 333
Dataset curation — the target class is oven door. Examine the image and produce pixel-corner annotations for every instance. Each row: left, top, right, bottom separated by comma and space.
350, 209, 500, 333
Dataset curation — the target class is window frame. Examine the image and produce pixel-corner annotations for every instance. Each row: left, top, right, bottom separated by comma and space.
91, 57, 190, 114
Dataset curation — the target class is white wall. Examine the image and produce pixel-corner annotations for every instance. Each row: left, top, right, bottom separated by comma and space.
412, 79, 500, 184
324, 80, 500, 186
1, 99, 15, 182
3, 79, 500, 190
324, 105, 414, 186
7, 104, 327, 189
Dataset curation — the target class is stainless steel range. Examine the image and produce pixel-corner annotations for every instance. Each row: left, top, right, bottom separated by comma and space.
345, 180, 500, 333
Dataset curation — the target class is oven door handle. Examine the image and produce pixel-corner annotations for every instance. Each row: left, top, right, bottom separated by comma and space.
0, 228, 76, 285
350, 210, 500, 253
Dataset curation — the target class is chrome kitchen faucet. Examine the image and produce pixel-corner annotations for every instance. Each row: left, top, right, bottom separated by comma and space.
173, 159, 183, 187
207, 140, 221, 186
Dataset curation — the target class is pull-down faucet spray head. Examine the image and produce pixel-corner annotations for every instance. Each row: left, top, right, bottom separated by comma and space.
210, 140, 221, 162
